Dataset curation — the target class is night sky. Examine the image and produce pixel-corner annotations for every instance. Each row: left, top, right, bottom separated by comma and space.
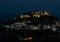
0, 0, 60, 20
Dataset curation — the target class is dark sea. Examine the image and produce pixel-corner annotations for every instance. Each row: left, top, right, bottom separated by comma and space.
0, 0, 60, 20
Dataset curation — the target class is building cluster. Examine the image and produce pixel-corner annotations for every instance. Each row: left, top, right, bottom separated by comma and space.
3, 20, 60, 32
19, 11, 50, 19
0, 11, 60, 41
0, 11, 60, 32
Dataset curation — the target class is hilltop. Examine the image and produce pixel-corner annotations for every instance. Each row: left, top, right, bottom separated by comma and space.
3, 11, 59, 25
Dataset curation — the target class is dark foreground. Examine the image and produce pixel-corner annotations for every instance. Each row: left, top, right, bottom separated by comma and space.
0, 29, 60, 42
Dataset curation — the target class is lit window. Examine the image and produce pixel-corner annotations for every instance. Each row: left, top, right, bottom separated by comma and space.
19, 15, 24, 18
14, 22, 20, 25
28, 36, 32, 40
47, 25, 51, 29
24, 36, 32, 40
44, 12, 49, 16
33, 14, 40, 18
24, 15, 30, 18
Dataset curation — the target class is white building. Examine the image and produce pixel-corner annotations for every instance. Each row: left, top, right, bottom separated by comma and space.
51, 24, 57, 31
32, 25, 40, 30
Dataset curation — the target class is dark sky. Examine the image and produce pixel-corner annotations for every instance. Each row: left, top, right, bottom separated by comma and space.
0, 0, 60, 20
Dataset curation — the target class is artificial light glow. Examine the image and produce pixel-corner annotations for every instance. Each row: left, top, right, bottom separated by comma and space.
44, 12, 49, 15
24, 36, 32, 40
47, 25, 51, 29
24, 15, 30, 18
14, 22, 20, 25
19, 15, 24, 18
33, 14, 40, 18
